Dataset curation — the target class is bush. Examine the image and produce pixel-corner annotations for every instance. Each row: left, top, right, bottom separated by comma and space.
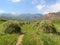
38, 20, 57, 33
3, 20, 22, 34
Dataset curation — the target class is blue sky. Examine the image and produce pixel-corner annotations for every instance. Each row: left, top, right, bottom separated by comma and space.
0, 0, 60, 14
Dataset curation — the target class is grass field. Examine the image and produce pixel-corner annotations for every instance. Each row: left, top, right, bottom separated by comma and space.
0, 20, 19, 45
21, 21, 60, 45
0, 20, 60, 45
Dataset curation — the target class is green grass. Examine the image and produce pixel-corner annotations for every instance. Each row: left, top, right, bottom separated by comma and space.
20, 22, 60, 45
0, 20, 18, 45
53, 21, 60, 32
0, 20, 60, 45
21, 23, 43, 45
38, 33, 59, 45
0, 20, 6, 24
0, 33, 18, 45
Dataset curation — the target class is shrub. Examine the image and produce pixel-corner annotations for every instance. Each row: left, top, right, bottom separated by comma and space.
38, 20, 57, 33
3, 20, 22, 34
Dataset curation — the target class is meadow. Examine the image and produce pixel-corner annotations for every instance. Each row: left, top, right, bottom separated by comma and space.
0, 20, 60, 45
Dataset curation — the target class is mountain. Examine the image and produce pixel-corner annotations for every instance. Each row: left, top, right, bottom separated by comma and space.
0, 13, 43, 21
17, 14, 43, 21
43, 12, 60, 21
0, 12, 60, 21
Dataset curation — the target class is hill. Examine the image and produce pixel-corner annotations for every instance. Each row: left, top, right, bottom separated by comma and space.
0, 12, 60, 21
0, 13, 43, 21
43, 12, 60, 21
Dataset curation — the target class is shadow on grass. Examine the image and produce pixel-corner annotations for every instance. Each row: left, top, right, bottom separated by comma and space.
56, 32, 60, 35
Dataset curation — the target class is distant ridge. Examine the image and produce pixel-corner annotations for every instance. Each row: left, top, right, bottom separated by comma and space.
0, 12, 60, 21
0, 13, 43, 21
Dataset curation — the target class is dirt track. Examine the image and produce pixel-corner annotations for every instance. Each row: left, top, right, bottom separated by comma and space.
16, 34, 24, 45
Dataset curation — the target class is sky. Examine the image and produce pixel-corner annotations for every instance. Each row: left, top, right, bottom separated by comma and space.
0, 0, 60, 14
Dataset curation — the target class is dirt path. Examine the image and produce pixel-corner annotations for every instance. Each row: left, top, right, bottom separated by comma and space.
16, 34, 24, 45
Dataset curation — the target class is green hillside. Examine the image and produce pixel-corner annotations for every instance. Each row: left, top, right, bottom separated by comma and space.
0, 20, 60, 45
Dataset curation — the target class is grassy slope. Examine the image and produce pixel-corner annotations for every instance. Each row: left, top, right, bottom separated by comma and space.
53, 21, 60, 32
0, 21, 60, 45
0, 21, 18, 45
21, 21, 60, 45
0, 33, 18, 45
0, 21, 5, 24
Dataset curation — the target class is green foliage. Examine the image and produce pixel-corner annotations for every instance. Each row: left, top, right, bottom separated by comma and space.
3, 20, 22, 34
0, 33, 18, 45
0, 19, 7, 21
21, 22, 59, 45
38, 33, 59, 45
21, 23, 44, 45
0, 20, 60, 45
0, 20, 6, 24
38, 20, 57, 33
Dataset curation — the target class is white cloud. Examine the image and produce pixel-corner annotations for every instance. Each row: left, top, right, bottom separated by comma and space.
36, 5, 45, 10
33, 0, 46, 11
11, 12, 19, 16
43, 0, 60, 13
43, 12, 49, 14
10, 0, 21, 2
0, 10, 5, 14
32, 0, 60, 14
11, 12, 17, 14
43, 0, 60, 14
47, 3, 60, 12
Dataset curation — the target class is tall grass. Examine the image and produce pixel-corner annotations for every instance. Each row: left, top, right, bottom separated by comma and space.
21, 21, 60, 45
0, 20, 60, 45
0, 32, 18, 45
37, 33, 59, 45
0, 20, 18, 45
